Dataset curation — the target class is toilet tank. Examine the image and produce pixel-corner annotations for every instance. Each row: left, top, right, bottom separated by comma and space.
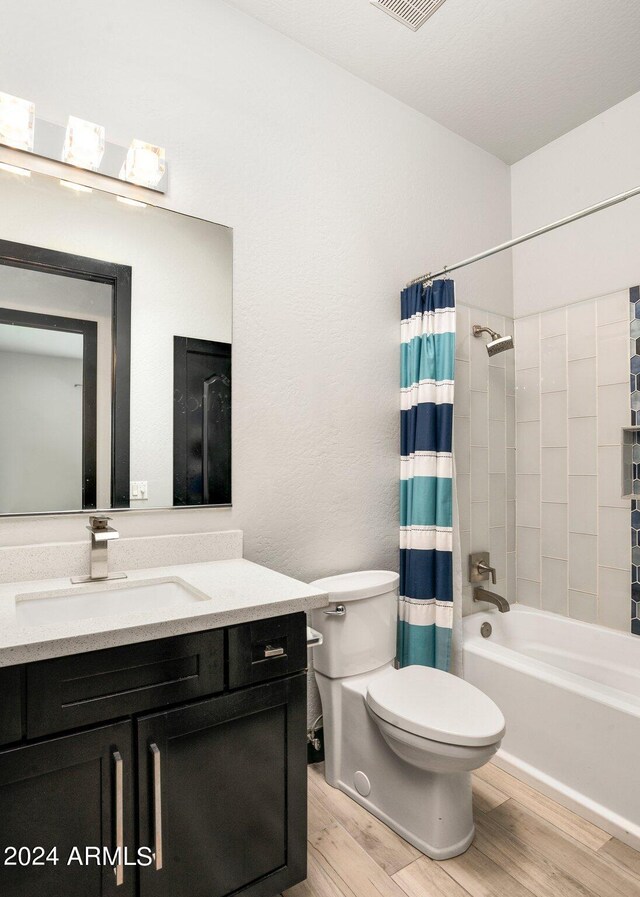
309, 570, 399, 678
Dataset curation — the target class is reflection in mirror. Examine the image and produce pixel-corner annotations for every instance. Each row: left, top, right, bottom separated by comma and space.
173, 338, 231, 506
0, 167, 232, 515
0, 314, 93, 513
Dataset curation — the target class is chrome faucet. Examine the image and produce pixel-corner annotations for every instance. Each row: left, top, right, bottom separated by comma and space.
71, 516, 127, 584
473, 587, 510, 612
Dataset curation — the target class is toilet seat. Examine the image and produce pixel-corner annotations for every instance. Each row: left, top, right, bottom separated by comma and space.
366, 665, 505, 747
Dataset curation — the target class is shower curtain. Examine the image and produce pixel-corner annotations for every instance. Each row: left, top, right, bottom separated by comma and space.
399, 278, 455, 671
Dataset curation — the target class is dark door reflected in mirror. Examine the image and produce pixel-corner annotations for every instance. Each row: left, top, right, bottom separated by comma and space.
173, 338, 231, 506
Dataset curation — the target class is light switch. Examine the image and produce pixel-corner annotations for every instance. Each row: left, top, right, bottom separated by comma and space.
130, 481, 148, 500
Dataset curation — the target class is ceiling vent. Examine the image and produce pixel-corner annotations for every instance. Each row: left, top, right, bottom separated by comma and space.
370, 0, 448, 31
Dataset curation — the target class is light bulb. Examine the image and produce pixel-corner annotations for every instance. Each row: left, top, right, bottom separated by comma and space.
120, 139, 165, 188
62, 116, 105, 171
0, 92, 35, 151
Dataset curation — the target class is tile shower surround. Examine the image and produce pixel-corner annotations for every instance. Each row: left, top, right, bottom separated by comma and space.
513, 289, 634, 633
454, 304, 516, 616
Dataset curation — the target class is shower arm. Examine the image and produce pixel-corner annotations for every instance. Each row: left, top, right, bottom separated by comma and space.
472, 325, 500, 341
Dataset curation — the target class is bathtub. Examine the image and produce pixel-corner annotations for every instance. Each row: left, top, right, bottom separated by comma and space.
463, 605, 640, 849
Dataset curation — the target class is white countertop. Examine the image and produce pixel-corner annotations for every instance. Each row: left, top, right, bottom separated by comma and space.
0, 559, 329, 667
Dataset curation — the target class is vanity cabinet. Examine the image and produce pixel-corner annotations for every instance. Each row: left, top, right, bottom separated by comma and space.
137, 675, 306, 897
0, 720, 135, 897
0, 613, 307, 897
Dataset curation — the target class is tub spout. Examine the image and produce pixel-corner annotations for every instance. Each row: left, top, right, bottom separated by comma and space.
473, 587, 510, 612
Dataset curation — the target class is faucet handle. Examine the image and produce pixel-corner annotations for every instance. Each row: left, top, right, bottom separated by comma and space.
469, 552, 497, 585
87, 515, 119, 541
88, 515, 112, 530
477, 560, 497, 585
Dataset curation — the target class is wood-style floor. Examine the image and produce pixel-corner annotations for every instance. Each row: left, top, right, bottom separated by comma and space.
283, 762, 640, 897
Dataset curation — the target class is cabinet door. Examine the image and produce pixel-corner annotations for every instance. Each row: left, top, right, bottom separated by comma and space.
0, 721, 135, 897
137, 674, 306, 897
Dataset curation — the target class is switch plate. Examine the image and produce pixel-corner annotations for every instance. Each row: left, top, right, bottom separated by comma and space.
130, 481, 148, 500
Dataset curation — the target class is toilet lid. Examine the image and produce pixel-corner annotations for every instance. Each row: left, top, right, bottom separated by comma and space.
366, 666, 506, 747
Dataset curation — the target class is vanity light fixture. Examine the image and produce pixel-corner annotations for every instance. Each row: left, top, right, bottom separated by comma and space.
116, 195, 147, 208
59, 179, 92, 193
0, 90, 167, 193
62, 116, 105, 171
0, 92, 35, 151
120, 139, 165, 188
0, 161, 30, 177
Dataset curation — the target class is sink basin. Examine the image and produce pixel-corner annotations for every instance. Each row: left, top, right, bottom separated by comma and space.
15, 577, 210, 626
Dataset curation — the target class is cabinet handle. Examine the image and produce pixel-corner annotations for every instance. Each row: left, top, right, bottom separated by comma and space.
150, 743, 163, 871
113, 751, 124, 887
264, 645, 285, 658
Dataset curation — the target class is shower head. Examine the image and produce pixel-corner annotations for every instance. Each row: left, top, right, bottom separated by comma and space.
486, 334, 514, 356
472, 324, 514, 357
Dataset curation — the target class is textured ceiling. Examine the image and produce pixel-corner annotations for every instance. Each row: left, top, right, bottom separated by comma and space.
223, 0, 640, 162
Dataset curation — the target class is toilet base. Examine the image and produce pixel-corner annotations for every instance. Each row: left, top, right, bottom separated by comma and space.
335, 777, 476, 860
316, 666, 483, 859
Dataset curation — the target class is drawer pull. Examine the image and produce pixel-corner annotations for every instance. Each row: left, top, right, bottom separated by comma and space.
150, 743, 163, 871
264, 645, 285, 658
113, 751, 124, 886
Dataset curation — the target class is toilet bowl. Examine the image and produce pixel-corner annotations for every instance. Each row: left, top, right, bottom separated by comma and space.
366, 664, 504, 773
310, 570, 505, 860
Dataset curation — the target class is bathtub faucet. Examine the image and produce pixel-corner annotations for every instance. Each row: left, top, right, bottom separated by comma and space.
473, 587, 510, 613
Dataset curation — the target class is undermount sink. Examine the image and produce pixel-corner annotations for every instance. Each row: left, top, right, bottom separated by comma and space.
15, 577, 210, 626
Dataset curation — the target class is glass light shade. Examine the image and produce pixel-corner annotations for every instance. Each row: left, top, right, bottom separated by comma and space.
0, 92, 35, 151
120, 139, 165, 188
62, 116, 105, 170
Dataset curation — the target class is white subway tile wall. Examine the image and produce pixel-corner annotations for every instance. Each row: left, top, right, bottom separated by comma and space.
514, 290, 631, 630
454, 304, 515, 616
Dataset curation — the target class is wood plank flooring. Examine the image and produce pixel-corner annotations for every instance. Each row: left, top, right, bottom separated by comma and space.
283, 763, 640, 897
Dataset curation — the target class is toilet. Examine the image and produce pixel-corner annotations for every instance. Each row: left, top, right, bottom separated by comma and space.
309, 570, 505, 860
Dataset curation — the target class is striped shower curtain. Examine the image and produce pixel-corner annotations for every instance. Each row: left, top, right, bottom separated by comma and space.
398, 279, 455, 671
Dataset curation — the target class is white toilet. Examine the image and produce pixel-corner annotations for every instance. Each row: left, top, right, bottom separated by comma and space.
310, 570, 505, 860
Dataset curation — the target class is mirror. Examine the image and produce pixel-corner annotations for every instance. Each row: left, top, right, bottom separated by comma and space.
0, 168, 232, 515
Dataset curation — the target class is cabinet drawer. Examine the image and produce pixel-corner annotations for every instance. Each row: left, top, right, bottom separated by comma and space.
0, 666, 23, 746
26, 630, 224, 738
228, 612, 307, 689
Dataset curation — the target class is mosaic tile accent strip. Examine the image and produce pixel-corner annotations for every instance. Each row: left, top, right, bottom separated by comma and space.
630, 285, 640, 636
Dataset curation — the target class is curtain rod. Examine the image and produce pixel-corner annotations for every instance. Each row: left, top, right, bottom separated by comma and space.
406, 181, 640, 288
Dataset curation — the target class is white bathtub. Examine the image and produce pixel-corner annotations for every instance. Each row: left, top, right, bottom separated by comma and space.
463, 605, 640, 849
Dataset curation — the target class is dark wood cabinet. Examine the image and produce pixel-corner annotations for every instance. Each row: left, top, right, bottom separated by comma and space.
0, 614, 307, 897
0, 720, 135, 897
137, 675, 306, 897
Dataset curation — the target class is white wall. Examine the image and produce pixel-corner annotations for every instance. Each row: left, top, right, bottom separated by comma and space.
511, 95, 638, 632
0, 351, 83, 513
512, 90, 640, 317
0, 0, 512, 584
